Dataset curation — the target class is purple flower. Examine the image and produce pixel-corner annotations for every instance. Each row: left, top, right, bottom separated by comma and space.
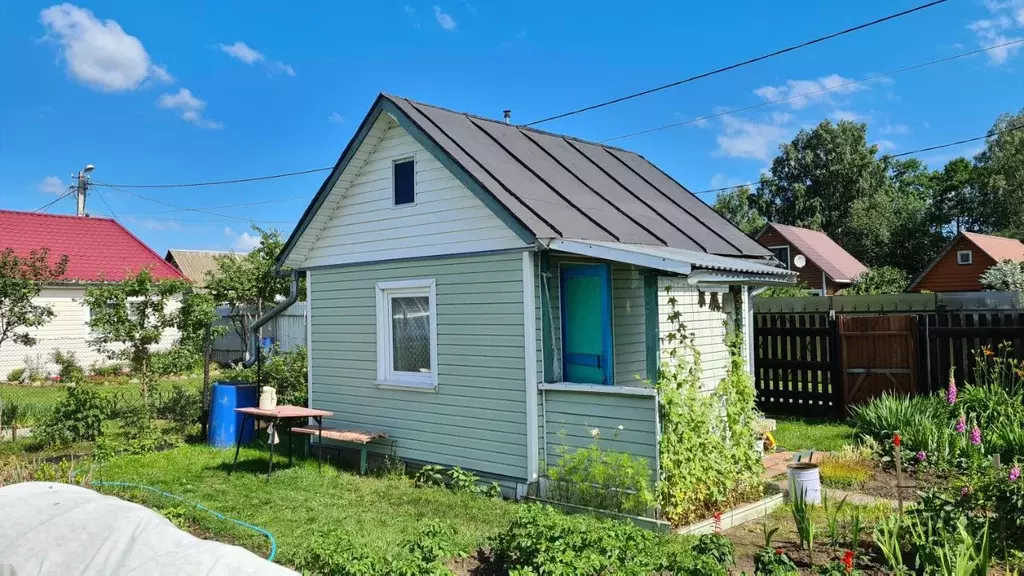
947, 379, 957, 405
970, 426, 982, 446
1011, 466, 1021, 483
916, 451, 927, 462
956, 416, 966, 433
961, 486, 971, 497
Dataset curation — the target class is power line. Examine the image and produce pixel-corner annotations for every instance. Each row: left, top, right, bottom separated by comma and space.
691, 122, 1024, 198
524, 0, 948, 127
34, 186, 75, 213
601, 38, 1024, 143
104, 184, 295, 224
121, 195, 306, 216
92, 166, 331, 190
93, 188, 118, 220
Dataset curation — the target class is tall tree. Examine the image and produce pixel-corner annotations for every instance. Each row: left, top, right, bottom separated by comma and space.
0, 248, 68, 350
929, 157, 984, 235
712, 185, 766, 235
84, 269, 189, 401
205, 226, 294, 353
975, 109, 1024, 239
753, 120, 888, 249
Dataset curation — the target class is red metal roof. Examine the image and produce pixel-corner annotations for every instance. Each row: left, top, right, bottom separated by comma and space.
0, 210, 184, 283
963, 231, 1024, 262
760, 223, 868, 283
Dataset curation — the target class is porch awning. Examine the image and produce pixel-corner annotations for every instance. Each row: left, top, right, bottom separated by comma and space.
541, 238, 797, 286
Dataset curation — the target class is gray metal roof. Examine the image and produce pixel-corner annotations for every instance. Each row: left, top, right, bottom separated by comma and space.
386, 95, 770, 258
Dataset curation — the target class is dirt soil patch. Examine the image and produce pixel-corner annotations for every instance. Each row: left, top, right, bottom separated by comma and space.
824, 465, 943, 502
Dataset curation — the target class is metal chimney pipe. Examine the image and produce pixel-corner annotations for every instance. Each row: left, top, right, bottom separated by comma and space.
503, 110, 511, 125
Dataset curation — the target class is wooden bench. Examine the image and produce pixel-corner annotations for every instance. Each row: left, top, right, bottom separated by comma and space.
289, 427, 388, 474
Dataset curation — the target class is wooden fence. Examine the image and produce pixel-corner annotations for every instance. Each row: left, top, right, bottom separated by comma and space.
753, 296, 1024, 417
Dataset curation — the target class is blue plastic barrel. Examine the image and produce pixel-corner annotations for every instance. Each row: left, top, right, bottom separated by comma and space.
208, 381, 258, 448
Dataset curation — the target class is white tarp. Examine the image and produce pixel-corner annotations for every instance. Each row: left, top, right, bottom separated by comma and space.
0, 482, 296, 575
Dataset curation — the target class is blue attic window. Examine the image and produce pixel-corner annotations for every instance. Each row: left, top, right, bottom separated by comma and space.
393, 158, 415, 206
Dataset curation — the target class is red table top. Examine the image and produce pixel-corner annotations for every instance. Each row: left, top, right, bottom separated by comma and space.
234, 405, 334, 418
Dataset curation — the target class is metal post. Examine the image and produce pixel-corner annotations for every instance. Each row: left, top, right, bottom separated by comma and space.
201, 323, 211, 439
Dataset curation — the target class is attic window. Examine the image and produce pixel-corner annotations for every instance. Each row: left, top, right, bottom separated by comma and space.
393, 158, 415, 206
957, 250, 973, 265
768, 246, 790, 269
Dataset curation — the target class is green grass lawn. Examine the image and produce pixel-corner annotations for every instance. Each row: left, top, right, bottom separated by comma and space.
0, 377, 202, 425
773, 417, 856, 452
90, 444, 516, 567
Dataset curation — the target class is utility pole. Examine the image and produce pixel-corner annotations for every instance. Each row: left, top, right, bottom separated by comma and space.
75, 164, 95, 216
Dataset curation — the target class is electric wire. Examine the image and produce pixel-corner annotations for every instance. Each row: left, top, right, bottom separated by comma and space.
523, 0, 948, 126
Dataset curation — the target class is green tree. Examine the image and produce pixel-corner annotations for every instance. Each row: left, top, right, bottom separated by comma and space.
840, 266, 909, 295
0, 248, 69, 350
979, 260, 1024, 291
753, 120, 888, 248
205, 226, 295, 353
712, 185, 766, 235
83, 269, 189, 401
975, 109, 1024, 238
929, 157, 985, 235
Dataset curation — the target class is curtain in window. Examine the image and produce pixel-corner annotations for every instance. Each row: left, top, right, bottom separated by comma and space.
391, 296, 431, 373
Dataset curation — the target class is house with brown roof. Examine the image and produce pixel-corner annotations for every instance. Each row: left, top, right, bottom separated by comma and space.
164, 249, 239, 290
0, 210, 184, 377
909, 231, 1024, 293
755, 223, 868, 295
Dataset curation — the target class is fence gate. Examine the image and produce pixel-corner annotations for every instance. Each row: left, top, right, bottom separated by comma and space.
753, 313, 842, 417
839, 315, 917, 407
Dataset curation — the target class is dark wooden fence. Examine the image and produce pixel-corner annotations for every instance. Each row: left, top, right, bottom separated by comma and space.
755, 309, 1024, 417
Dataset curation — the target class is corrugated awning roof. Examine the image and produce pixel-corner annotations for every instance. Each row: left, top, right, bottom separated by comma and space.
544, 238, 796, 284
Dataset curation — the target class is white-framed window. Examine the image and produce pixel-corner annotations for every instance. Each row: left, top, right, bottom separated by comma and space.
392, 157, 416, 206
957, 250, 973, 265
767, 245, 790, 269
375, 278, 437, 389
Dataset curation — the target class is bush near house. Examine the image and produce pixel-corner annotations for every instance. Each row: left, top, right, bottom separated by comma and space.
221, 346, 307, 406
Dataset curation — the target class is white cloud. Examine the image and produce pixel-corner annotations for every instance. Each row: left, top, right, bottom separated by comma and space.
968, 1, 1024, 64
328, 112, 344, 123
124, 217, 180, 231
880, 123, 911, 135
753, 74, 866, 110
875, 139, 898, 152
715, 113, 793, 161
218, 41, 263, 64
831, 109, 870, 122
39, 3, 171, 92
157, 88, 222, 129
37, 175, 65, 195
223, 226, 260, 252
433, 6, 457, 31
218, 40, 295, 76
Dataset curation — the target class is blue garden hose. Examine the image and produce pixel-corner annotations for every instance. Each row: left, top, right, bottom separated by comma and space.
89, 480, 278, 562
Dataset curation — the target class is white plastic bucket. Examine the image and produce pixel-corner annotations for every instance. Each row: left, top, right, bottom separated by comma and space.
787, 462, 821, 504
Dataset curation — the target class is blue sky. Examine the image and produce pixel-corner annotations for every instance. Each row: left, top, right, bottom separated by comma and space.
2, 0, 1023, 254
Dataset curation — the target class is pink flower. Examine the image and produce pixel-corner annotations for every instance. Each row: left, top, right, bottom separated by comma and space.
947, 376, 957, 405
916, 451, 927, 462
956, 416, 966, 433
961, 486, 971, 497
970, 426, 982, 445
1011, 466, 1021, 483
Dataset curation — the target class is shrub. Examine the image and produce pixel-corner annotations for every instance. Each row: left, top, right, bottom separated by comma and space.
754, 547, 798, 575
52, 349, 85, 382
36, 385, 106, 446
90, 362, 128, 378
850, 393, 953, 464
980, 259, 1024, 291
491, 504, 726, 575
149, 346, 203, 377
292, 520, 463, 575
5, 367, 25, 383
221, 346, 307, 406
546, 430, 655, 516
153, 384, 202, 430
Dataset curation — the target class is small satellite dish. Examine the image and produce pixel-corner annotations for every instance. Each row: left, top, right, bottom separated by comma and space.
793, 254, 807, 269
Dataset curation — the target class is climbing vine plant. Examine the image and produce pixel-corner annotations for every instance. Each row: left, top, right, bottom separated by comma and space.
655, 285, 763, 525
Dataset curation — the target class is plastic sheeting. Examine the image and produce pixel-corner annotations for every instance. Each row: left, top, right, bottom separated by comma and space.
0, 482, 297, 575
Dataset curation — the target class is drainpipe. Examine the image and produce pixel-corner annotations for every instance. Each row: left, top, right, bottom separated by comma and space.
243, 270, 303, 386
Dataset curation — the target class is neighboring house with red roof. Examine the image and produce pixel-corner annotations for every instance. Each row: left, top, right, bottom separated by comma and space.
0, 210, 184, 377
755, 223, 869, 295
909, 231, 1024, 293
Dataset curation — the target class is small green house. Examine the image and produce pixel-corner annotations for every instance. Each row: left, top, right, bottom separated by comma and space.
277, 94, 794, 496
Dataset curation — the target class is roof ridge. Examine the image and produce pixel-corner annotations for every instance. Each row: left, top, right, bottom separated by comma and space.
381, 93, 638, 154
0, 209, 116, 222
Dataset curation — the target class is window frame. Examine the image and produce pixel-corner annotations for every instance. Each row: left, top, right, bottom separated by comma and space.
375, 278, 438, 390
391, 156, 417, 207
956, 250, 973, 265
767, 245, 791, 270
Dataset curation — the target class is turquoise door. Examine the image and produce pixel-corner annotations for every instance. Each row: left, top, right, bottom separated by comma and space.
560, 263, 613, 385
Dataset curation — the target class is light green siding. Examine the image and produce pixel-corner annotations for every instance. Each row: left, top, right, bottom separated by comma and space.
658, 278, 735, 391
541, 257, 648, 386
310, 251, 529, 480
542, 390, 658, 475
